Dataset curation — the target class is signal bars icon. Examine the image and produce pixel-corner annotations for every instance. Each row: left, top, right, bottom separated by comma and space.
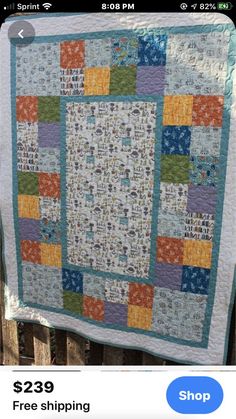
4, 3, 15, 10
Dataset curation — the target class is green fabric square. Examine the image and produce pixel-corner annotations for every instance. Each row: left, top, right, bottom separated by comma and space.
161, 155, 190, 183
18, 172, 39, 195
110, 66, 136, 95
38, 97, 60, 122
63, 291, 83, 315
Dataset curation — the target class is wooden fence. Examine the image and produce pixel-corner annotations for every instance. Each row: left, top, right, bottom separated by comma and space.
0, 239, 235, 366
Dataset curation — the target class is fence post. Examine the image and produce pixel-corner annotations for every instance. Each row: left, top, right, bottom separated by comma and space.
66, 332, 86, 365
55, 330, 67, 365
2, 319, 19, 365
33, 324, 51, 365
124, 349, 143, 365
103, 345, 124, 365
24, 323, 34, 358
142, 352, 165, 365
89, 341, 104, 365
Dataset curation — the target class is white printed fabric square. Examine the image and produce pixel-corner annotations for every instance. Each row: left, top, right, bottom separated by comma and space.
190, 127, 222, 157
152, 288, 207, 342
159, 183, 188, 214
39, 197, 61, 223
184, 212, 215, 241
17, 122, 39, 172
16, 43, 60, 96
66, 101, 156, 278
158, 211, 185, 238
85, 39, 112, 67
83, 274, 105, 300
165, 32, 230, 95
22, 262, 63, 308
104, 279, 129, 304
60, 69, 84, 96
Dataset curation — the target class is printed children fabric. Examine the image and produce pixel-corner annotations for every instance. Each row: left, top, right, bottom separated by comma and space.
0, 13, 235, 364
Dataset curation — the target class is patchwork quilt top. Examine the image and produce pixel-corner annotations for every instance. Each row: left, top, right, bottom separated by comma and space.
1, 14, 235, 364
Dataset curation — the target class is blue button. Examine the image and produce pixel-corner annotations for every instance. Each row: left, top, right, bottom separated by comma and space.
166, 376, 223, 414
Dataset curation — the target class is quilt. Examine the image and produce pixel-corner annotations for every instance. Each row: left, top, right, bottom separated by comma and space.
0, 13, 235, 364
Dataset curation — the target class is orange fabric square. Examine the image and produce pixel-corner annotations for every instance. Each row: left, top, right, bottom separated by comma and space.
84, 67, 110, 95
60, 40, 85, 69
192, 96, 224, 127
38, 173, 60, 198
163, 95, 193, 126
16, 96, 38, 122
157, 237, 184, 265
18, 195, 40, 219
40, 243, 62, 267
183, 240, 212, 269
129, 283, 154, 309
83, 295, 104, 321
21, 240, 41, 264
128, 305, 152, 330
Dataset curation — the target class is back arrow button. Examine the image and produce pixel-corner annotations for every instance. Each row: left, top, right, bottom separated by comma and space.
18, 29, 24, 39
8, 20, 35, 47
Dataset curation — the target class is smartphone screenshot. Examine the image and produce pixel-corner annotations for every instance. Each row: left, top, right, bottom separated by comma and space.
0, 1, 235, 418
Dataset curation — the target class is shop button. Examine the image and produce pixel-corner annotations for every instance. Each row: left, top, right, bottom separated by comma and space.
166, 376, 223, 414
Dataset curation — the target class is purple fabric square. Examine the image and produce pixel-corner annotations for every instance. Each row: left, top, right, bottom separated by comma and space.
19, 218, 40, 241
38, 123, 60, 148
187, 185, 217, 214
104, 302, 128, 326
154, 263, 183, 290
136, 66, 165, 94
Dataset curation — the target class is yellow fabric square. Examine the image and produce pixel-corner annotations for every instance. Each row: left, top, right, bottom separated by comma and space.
163, 95, 193, 126
183, 240, 212, 269
18, 195, 40, 219
40, 243, 62, 267
128, 305, 152, 330
84, 67, 110, 95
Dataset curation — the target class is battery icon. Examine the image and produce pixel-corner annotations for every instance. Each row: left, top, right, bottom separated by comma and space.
217, 2, 233, 10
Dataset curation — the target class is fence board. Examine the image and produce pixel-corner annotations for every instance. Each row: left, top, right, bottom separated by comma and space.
55, 329, 67, 365
2, 319, 19, 365
142, 352, 165, 365
103, 345, 124, 365
227, 302, 236, 365
33, 325, 51, 365
0, 309, 2, 364
89, 341, 104, 365
24, 323, 34, 358
124, 349, 143, 365
67, 332, 86, 365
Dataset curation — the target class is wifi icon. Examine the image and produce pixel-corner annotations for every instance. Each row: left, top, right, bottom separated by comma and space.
42, 2, 52, 10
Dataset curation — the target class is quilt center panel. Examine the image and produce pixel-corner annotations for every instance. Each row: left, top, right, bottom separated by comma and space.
65, 100, 157, 278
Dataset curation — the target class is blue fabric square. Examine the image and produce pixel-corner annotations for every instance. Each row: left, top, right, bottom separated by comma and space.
62, 268, 83, 293
181, 266, 210, 295
190, 156, 219, 186
40, 219, 60, 243
112, 37, 138, 66
162, 126, 191, 155
138, 34, 167, 66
